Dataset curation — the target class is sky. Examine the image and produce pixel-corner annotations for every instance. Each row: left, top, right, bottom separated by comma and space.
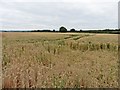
0, 0, 119, 30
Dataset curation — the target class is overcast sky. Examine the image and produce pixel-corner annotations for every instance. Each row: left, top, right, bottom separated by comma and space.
0, 0, 119, 30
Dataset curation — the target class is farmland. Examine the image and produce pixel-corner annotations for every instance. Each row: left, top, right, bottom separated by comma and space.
2, 32, 119, 88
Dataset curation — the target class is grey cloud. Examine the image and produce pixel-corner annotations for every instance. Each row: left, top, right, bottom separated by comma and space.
0, 1, 118, 30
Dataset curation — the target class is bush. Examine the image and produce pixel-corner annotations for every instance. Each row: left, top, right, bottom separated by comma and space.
59, 26, 67, 32
53, 29, 55, 32
70, 28, 76, 32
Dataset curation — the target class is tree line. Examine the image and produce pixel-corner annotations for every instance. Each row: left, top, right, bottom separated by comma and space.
2, 26, 120, 34
31, 26, 120, 34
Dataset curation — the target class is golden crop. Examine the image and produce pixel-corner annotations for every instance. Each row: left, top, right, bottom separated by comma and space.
2, 32, 119, 88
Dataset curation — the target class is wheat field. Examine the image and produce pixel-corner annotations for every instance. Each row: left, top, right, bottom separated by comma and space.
2, 32, 119, 88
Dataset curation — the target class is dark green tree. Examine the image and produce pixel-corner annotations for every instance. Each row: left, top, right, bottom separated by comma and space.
80, 29, 82, 32
59, 26, 67, 32
70, 28, 76, 32
53, 29, 55, 32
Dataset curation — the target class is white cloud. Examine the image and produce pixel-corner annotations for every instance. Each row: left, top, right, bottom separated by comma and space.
0, 0, 118, 30
0, 0, 119, 2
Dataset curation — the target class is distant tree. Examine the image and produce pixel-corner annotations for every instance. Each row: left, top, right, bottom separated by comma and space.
104, 29, 110, 31
70, 28, 76, 32
53, 29, 55, 32
80, 29, 82, 32
59, 26, 67, 32
36, 30, 40, 32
